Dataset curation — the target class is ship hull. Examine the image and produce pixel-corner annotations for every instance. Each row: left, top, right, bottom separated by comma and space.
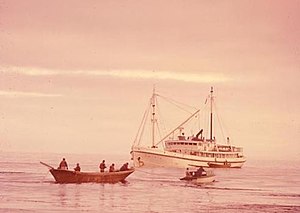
131, 147, 245, 168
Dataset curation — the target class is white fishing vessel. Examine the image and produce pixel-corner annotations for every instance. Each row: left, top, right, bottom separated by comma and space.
131, 87, 246, 168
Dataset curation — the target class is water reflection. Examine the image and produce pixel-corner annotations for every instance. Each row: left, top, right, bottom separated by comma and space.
74, 185, 81, 208
58, 184, 67, 206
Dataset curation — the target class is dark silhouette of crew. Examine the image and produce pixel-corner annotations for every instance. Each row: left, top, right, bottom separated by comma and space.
120, 162, 129, 171
99, 160, 106, 172
109, 163, 115, 172
58, 158, 68, 170
194, 166, 205, 177
74, 163, 81, 172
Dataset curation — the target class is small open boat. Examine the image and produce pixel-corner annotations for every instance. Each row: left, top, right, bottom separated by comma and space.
40, 162, 134, 184
180, 170, 215, 184
208, 161, 231, 168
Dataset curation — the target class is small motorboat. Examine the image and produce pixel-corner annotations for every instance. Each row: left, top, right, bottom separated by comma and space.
40, 162, 134, 184
180, 169, 215, 184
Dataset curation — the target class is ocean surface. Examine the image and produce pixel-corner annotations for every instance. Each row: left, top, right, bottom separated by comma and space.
0, 152, 300, 213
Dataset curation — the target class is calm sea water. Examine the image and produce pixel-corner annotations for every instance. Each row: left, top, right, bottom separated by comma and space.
0, 152, 300, 213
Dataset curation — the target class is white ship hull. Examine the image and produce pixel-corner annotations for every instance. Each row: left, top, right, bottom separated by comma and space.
131, 147, 246, 168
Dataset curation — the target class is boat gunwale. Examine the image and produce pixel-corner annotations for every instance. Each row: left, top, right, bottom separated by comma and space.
50, 168, 135, 175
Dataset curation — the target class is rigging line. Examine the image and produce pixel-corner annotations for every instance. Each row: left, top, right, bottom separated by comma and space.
134, 167, 176, 178
154, 108, 201, 146
137, 100, 151, 146
156, 103, 167, 137
213, 101, 231, 144
154, 96, 164, 148
156, 106, 167, 148
157, 94, 198, 110
156, 123, 164, 148
191, 112, 200, 132
133, 104, 150, 146
157, 94, 197, 115
197, 112, 201, 130
202, 100, 209, 138
213, 101, 226, 144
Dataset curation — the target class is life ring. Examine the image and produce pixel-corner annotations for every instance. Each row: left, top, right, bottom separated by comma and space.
137, 157, 144, 167
138, 160, 145, 167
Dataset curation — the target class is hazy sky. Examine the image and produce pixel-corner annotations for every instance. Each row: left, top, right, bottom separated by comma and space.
0, 0, 299, 160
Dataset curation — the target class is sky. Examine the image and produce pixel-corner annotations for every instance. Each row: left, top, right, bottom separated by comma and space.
0, 0, 300, 160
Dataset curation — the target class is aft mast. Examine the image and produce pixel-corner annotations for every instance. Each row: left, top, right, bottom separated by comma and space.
210, 87, 214, 141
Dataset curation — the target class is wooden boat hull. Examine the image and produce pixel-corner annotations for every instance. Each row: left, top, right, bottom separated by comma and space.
49, 168, 134, 184
180, 175, 215, 184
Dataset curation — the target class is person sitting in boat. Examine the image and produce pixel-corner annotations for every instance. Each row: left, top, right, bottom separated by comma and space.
58, 158, 68, 170
120, 162, 129, 171
99, 160, 106, 172
194, 166, 205, 177
74, 163, 81, 172
109, 163, 115, 172
185, 168, 193, 178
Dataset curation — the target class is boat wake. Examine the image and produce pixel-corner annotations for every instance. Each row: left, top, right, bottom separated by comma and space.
0, 171, 26, 174
263, 192, 300, 198
202, 186, 262, 191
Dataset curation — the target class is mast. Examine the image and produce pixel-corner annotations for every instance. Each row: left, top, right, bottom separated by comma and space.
151, 86, 156, 148
210, 87, 214, 141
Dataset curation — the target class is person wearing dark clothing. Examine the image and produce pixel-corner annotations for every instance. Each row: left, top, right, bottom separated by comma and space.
99, 160, 106, 172
58, 158, 68, 170
120, 162, 129, 171
195, 166, 205, 177
109, 163, 115, 172
74, 163, 81, 172
185, 168, 192, 178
